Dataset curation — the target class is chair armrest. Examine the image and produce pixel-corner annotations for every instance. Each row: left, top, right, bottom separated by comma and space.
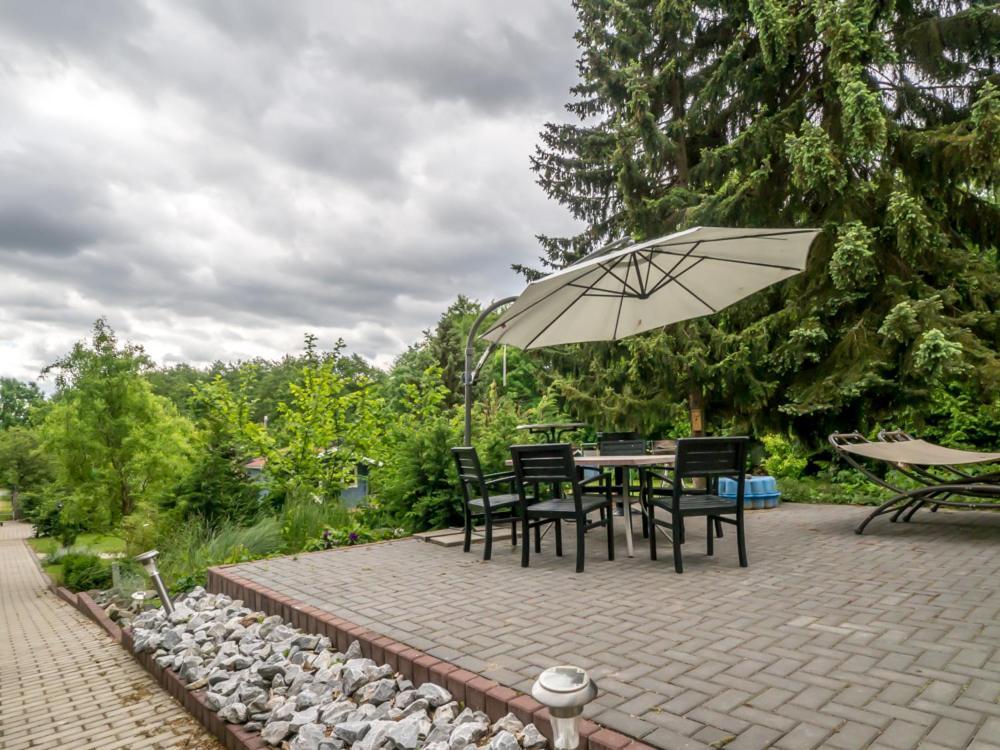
483, 472, 515, 488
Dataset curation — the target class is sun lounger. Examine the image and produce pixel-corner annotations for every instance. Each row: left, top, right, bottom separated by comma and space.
828, 432, 1000, 534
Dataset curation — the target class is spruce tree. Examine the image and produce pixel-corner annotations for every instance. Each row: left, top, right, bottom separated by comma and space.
531, 0, 1000, 443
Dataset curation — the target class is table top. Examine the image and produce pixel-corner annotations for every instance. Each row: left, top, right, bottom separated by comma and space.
575, 454, 675, 467
516, 422, 587, 431
505, 454, 674, 467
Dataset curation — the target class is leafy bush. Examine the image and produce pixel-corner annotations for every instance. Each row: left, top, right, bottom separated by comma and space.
280, 488, 350, 553
158, 516, 284, 592
761, 434, 808, 479
61, 552, 113, 592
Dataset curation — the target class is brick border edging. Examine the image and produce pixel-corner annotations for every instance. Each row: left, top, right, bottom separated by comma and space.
205, 567, 653, 750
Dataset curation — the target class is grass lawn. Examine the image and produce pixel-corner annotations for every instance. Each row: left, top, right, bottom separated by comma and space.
0, 492, 11, 522
27, 533, 127, 557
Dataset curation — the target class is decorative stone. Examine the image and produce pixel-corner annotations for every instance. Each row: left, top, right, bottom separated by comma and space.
358, 678, 396, 705
491, 713, 524, 736
292, 722, 328, 750
261, 720, 291, 746
344, 640, 363, 660
489, 730, 520, 750
333, 720, 371, 743
417, 683, 452, 708
449, 720, 488, 750
291, 706, 320, 729
519, 724, 546, 750
218, 702, 248, 724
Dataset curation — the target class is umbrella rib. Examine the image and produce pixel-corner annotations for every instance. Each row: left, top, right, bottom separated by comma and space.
612, 251, 632, 339
651, 229, 814, 248
645, 255, 713, 296
672, 276, 717, 313
523, 262, 616, 349
480, 264, 605, 335
650, 248, 803, 271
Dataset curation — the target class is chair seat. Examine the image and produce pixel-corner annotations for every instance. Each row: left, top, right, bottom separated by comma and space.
468, 494, 520, 511
651, 494, 738, 514
526, 495, 609, 517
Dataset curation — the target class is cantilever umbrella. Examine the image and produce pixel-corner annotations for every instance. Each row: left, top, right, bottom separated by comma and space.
481, 226, 820, 350
462, 226, 821, 444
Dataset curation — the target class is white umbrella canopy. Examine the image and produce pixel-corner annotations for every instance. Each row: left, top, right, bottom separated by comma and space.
481, 226, 821, 350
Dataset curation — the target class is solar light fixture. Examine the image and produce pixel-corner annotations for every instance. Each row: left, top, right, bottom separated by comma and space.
531, 666, 598, 750
134, 549, 174, 615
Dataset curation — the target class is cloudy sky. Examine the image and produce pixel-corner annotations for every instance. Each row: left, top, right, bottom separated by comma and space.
0, 0, 582, 383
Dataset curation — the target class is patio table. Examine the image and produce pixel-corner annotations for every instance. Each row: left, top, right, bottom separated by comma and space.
575, 454, 675, 557
516, 422, 586, 443
506, 453, 674, 558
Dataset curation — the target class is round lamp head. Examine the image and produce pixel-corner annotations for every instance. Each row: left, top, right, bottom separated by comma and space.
134, 549, 160, 575
532, 666, 597, 750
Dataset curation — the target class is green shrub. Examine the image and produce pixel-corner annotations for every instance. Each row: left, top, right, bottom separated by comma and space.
61, 552, 113, 592
761, 434, 808, 479
158, 516, 284, 591
280, 488, 350, 553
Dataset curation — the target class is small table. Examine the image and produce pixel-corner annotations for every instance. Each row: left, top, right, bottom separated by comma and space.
575, 454, 675, 558
516, 422, 587, 443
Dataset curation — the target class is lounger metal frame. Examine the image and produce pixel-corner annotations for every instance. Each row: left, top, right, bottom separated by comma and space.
828, 432, 1000, 534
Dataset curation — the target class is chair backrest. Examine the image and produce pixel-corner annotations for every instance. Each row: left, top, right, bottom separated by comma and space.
510, 443, 577, 484
674, 437, 749, 497
451, 446, 486, 505
510, 443, 584, 512
599, 438, 646, 456
597, 431, 640, 443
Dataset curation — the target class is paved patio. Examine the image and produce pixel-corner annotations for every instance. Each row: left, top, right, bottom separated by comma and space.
227, 504, 1000, 750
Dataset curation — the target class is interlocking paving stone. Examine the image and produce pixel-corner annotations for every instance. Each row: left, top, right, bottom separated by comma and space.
0, 521, 219, 750
227, 503, 1000, 749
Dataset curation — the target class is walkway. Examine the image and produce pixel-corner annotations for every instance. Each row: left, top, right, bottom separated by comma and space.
0, 521, 219, 750
227, 504, 1000, 750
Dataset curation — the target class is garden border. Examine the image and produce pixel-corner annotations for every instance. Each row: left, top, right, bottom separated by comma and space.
205, 563, 653, 750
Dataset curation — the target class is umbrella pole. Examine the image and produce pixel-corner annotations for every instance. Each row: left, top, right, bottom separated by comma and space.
464, 296, 517, 446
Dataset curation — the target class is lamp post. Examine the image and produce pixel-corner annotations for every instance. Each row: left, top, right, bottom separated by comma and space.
463, 296, 517, 446
134, 550, 174, 615
531, 666, 598, 750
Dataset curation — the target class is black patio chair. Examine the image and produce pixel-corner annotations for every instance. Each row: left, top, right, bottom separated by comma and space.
510, 443, 615, 573
451, 446, 521, 561
648, 436, 749, 573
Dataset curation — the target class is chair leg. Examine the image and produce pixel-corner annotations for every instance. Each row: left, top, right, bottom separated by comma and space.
534, 522, 542, 553
714, 517, 724, 538
706, 516, 714, 556
463, 509, 472, 553
483, 513, 493, 561
648, 505, 657, 561
555, 520, 563, 557
641, 510, 649, 539
576, 517, 586, 573
737, 517, 748, 568
521, 517, 530, 568
606, 505, 615, 561
511, 518, 517, 546
672, 512, 683, 573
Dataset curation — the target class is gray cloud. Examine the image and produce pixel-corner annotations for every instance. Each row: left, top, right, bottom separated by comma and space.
0, 0, 582, 381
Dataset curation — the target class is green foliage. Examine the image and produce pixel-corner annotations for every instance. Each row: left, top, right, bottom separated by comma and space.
0, 377, 43, 429
264, 337, 385, 504
529, 0, 1000, 446
279, 489, 350, 554
761, 434, 809, 479
157, 516, 284, 592
303, 520, 405, 551
0, 427, 52, 520
60, 552, 113, 592
40, 319, 195, 528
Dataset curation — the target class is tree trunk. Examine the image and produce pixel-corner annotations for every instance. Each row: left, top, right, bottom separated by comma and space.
688, 385, 705, 437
